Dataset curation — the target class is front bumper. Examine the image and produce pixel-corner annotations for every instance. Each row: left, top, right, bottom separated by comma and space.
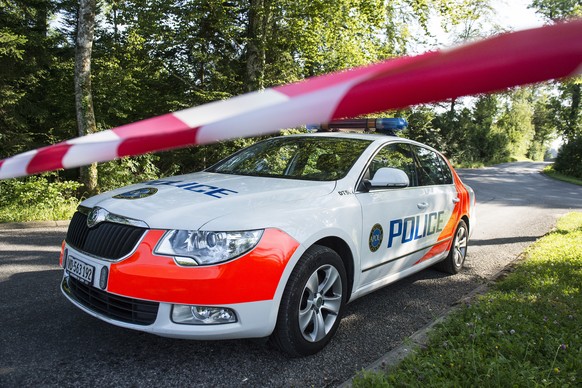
60, 228, 299, 339
61, 275, 279, 339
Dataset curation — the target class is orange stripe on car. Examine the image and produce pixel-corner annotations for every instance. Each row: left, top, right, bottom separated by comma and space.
107, 228, 299, 305
415, 160, 470, 265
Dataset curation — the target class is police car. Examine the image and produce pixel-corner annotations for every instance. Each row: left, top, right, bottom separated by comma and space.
59, 118, 475, 356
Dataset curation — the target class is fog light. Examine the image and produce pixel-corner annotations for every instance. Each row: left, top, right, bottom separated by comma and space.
99, 266, 108, 289
172, 305, 237, 325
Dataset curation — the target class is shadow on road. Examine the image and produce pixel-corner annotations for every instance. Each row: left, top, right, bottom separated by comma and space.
470, 235, 542, 247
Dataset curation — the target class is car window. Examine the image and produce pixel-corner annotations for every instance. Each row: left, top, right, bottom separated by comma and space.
413, 146, 453, 186
438, 154, 453, 184
363, 143, 417, 187
206, 137, 372, 181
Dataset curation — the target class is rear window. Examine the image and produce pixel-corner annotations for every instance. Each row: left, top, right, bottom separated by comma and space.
414, 146, 453, 186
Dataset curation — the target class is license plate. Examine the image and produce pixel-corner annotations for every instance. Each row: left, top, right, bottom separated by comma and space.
66, 256, 95, 285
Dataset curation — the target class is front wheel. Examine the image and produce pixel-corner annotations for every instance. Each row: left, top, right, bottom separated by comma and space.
271, 245, 347, 357
435, 219, 468, 274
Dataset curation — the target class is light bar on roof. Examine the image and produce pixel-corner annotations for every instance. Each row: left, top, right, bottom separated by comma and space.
312, 118, 408, 134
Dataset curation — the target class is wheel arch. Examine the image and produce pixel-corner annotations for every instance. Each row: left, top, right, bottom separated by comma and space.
461, 214, 470, 234
312, 236, 355, 298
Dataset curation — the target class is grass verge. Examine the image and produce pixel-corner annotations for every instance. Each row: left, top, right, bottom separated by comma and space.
543, 166, 582, 186
0, 176, 81, 223
0, 202, 79, 223
353, 212, 582, 387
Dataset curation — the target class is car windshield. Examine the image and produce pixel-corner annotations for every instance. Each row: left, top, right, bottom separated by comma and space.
206, 137, 372, 181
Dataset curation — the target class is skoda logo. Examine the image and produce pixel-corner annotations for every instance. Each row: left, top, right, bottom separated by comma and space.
369, 224, 384, 252
87, 207, 108, 228
113, 187, 158, 200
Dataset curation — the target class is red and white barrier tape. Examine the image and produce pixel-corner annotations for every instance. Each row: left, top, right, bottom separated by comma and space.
1, 20, 581, 179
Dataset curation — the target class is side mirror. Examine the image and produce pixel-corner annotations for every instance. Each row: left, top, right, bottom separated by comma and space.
367, 167, 409, 189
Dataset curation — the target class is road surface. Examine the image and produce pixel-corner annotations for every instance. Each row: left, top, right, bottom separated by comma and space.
1, 162, 580, 387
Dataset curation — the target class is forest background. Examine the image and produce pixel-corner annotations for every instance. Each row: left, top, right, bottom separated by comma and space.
0, 0, 580, 221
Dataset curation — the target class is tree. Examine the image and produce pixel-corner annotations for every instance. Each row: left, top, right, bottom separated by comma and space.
5, 0, 545, 188
530, 0, 581, 176
445, 0, 498, 43
246, 0, 272, 91
495, 89, 535, 159
548, 81, 582, 141
526, 87, 557, 160
75, 0, 98, 193
530, 0, 581, 142
529, 0, 582, 21
0, 0, 58, 157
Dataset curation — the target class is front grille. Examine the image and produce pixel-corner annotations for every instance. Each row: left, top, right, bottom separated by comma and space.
66, 211, 146, 260
63, 276, 159, 325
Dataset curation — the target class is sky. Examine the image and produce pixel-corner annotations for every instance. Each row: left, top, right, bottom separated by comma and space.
493, 0, 545, 30
418, 0, 546, 53
413, 1, 551, 126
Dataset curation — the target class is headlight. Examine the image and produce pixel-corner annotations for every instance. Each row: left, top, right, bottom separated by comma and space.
155, 229, 264, 265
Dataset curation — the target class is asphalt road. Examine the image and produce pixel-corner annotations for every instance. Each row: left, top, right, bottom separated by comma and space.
1, 162, 581, 387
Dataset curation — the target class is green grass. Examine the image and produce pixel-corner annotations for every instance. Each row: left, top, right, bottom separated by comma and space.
353, 212, 582, 387
543, 166, 582, 186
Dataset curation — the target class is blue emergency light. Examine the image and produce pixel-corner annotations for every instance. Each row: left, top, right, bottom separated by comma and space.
375, 118, 408, 131
309, 118, 408, 135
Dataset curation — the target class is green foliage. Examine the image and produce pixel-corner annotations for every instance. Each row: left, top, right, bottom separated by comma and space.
0, 0, 573, 191
0, 28, 27, 59
530, 1, 581, 147
97, 154, 161, 193
402, 106, 442, 148
495, 89, 535, 159
0, 175, 81, 222
353, 212, 582, 387
528, 90, 557, 160
404, 86, 566, 167
530, 0, 582, 20
403, 91, 541, 166
272, 0, 396, 78
553, 137, 582, 179
553, 82, 581, 142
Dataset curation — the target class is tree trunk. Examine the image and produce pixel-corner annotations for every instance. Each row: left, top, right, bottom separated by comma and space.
75, 0, 98, 194
566, 83, 580, 141
246, 0, 271, 92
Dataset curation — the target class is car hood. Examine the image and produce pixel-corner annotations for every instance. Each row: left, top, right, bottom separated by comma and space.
81, 172, 336, 230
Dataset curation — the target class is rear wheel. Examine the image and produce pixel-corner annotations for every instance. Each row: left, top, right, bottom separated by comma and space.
271, 245, 347, 357
435, 220, 468, 274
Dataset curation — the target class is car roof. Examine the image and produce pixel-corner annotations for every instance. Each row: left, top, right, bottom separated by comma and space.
282, 131, 436, 152
284, 131, 397, 141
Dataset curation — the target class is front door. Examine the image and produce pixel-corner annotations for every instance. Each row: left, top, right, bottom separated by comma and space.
356, 142, 458, 288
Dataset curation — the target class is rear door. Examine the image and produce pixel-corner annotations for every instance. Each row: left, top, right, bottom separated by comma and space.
407, 145, 459, 266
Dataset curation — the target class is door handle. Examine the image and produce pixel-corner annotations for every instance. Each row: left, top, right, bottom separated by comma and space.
417, 202, 429, 209
452, 197, 460, 204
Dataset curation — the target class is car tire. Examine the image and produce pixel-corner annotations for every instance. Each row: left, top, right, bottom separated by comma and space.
435, 219, 468, 274
271, 245, 347, 357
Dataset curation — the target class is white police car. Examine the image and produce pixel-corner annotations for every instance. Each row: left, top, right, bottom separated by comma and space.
60, 118, 475, 356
